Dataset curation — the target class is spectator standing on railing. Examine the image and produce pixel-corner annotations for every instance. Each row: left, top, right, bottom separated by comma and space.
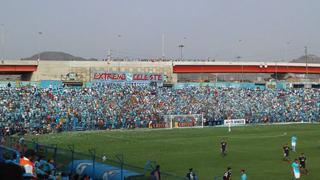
150, 165, 161, 180
20, 149, 37, 179
186, 168, 197, 180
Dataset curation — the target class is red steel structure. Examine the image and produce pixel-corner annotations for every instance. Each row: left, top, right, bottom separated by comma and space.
0, 65, 37, 73
173, 64, 320, 74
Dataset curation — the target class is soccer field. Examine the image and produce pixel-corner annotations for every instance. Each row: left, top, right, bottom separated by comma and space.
29, 124, 320, 180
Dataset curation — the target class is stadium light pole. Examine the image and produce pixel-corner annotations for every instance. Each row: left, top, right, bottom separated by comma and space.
236, 40, 243, 82
236, 56, 243, 82
37, 31, 43, 61
275, 60, 278, 82
0, 24, 4, 60
305, 46, 308, 81
116, 34, 123, 71
178, 44, 184, 61
283, 41, 291, 62
162, 33, 165, 60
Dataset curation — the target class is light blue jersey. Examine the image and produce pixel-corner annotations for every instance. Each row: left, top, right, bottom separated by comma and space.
241, 173, 247, 180
291, 136, 297, 144
291, 162, 300, 174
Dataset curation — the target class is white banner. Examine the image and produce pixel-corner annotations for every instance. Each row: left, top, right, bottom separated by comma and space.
224, 119, 246, 126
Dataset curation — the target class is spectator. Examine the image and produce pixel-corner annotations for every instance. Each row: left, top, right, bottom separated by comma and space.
20, 149, 37, 179
150, 165, 161, 180
186, 168, 197, 180
0, 85, 318, 135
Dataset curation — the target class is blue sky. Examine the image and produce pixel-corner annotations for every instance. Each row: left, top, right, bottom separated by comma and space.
0, 0, 319, 60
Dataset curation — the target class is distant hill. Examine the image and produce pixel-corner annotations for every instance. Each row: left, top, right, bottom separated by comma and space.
21, 51, 98, 61
290, 54, 320, 64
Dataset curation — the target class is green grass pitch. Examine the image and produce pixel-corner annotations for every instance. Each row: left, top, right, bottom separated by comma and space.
29, 124, 320, 180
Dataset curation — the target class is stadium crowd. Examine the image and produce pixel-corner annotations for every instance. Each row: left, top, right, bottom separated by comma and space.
0, 84, 319, 135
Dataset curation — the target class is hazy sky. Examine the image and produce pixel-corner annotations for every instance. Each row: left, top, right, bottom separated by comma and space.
0, 0, 319, 61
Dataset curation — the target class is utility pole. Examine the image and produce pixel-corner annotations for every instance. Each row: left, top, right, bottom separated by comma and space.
305, 46, 308, 80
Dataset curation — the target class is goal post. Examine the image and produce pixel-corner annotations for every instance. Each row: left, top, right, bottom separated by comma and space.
163, 114, 204, 129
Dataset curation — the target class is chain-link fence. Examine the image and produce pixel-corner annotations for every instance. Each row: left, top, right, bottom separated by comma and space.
4, 136, 187, 180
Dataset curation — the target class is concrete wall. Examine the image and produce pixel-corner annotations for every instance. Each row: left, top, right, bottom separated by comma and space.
29, 60, 176, 83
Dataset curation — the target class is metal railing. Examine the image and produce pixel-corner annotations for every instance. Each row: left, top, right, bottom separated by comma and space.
4, 136, 187, 180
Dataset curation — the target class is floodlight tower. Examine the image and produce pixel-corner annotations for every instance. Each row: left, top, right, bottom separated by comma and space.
0, 24, 4, 60
162, 34, 165, 60
178, 44, 184, 61
305, 46, 308, 80
37, 31, 43, 61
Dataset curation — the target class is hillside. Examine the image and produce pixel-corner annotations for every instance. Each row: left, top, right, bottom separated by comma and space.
290, 54, 320, 64
21, 51, 98, 61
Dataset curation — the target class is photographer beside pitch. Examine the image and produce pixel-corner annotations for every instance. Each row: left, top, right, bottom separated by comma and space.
186, 168, 197, 180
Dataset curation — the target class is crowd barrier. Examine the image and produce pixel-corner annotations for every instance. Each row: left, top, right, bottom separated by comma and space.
174, 82, 268, 89
0, 80, 298, 89
3, 136, 187, 180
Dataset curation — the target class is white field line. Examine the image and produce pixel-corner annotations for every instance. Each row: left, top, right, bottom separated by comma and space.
44, 122, 320, 136
217, 133, 287, 139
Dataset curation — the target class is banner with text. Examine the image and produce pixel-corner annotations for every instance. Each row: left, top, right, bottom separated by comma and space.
93, 72, 164, 83
224, 119, 246, 126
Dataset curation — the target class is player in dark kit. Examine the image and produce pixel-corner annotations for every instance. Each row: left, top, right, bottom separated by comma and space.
283, 144, 290, 161
299, 153, 308, 175
223, 167, 232, 180
220, 140, 227, 156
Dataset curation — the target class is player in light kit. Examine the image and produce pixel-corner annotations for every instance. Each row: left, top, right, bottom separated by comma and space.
291, 135, 297, 152
220, 139, 227, 156
240, 169, 247, 180
291, 159, 300, 179
283, 144, 290, 161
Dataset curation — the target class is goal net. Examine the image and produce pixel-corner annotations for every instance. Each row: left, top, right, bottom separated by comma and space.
163, 114, 204, 129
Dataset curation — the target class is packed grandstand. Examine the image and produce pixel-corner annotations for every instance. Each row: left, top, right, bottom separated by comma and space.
0, 83, 319, 135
